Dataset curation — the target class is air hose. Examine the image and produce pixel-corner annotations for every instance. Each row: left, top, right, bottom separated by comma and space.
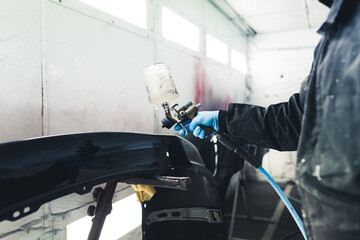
215, 133, 308, 240
258, 167, 307, 240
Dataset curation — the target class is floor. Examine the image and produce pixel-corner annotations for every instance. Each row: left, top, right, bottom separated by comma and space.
223, 181, 303, 240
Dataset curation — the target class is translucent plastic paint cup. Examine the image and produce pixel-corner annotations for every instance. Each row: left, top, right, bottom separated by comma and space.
143, 63, 179, 105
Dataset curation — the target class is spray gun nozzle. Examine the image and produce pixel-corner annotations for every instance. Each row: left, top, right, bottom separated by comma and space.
162, 102, 171, 114
161, 102, 177, 129
184, 101, 193, 110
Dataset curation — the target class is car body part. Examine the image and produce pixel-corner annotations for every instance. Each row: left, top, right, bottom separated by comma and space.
0, 132, 227, 240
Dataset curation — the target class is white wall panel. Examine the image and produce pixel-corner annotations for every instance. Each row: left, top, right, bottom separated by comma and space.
0, 0, 248, 139
44, 0, 154, 134
41, 0, 247, 136
0, 0, 42, 143
248, 45, 314, 105
247, 30, 317, 181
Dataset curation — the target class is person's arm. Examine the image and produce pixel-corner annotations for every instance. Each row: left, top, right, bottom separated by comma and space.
218, 93, 303, 151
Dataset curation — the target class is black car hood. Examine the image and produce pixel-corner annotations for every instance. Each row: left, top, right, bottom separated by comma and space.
0, 132, 203, 222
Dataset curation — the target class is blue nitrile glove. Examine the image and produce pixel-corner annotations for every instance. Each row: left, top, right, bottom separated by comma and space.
174, 111, 219, 139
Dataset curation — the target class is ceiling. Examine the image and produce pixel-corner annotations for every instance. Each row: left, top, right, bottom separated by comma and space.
226, 0, 330, 33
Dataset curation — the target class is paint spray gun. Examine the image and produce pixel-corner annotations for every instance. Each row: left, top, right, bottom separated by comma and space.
143, 63, 215, 137
142, 63, 308, 240
143, 63, 260, 167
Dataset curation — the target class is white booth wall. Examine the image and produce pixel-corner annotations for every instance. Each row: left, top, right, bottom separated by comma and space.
0, 0, 247, 144
0, 0, 247, 239
246, 28, 323, 181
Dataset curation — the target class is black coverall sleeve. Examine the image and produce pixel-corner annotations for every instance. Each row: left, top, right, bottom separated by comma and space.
218, 93, 303, 151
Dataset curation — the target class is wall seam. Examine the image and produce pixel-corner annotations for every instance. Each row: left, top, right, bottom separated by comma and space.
304, 0, 312, 28
152, 0, 160, 134
40, 0, 48, 136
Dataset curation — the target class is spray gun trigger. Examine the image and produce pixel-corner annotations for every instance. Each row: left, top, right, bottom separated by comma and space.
178, 122, 188, 136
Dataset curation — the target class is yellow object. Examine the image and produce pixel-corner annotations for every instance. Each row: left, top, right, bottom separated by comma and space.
132, 185, 157, 202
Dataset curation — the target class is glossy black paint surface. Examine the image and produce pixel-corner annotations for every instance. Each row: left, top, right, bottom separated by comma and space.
0, 132, 199, 222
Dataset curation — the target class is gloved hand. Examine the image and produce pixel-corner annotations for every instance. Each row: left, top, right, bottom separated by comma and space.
174, 111, 219, 139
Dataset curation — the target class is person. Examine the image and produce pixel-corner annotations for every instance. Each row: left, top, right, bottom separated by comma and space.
175, 0, 360, 239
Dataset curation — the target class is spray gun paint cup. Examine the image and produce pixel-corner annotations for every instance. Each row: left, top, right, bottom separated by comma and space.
143, 63, 179, 105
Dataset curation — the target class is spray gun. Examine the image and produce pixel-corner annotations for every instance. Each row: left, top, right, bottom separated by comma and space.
143, 63, 265, 168
143, 63, 215, 137
161, 101, 216, 136
143, 63, 308, 240
160, 102, 197, 131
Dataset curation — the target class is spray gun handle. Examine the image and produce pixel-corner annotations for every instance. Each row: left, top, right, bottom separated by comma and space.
184, 105, 216, 138
199, 125, 216, 138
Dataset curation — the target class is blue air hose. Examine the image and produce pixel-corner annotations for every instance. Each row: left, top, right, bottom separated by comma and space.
258, 166, 308, 240
216, 134, 308, 240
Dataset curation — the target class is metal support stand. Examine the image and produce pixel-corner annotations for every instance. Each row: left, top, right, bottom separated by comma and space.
87, 181, 117, 240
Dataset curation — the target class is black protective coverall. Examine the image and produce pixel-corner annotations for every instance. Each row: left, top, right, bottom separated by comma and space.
218, 1, 360, 239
